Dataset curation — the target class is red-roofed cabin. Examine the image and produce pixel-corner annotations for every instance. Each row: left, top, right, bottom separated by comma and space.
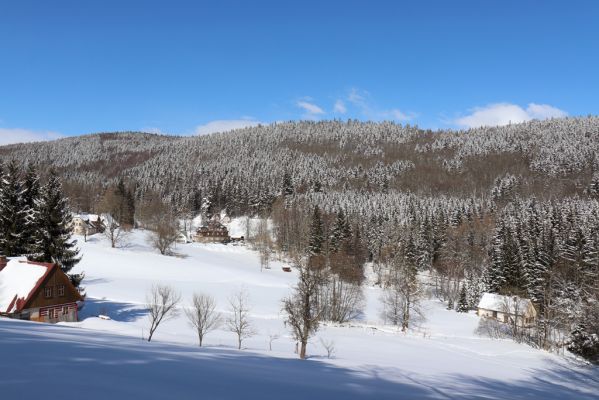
0, 256, 83, 323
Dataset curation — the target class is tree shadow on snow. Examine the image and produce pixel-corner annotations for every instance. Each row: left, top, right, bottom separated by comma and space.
79, 298, 148, 322
1, 320, 598, 400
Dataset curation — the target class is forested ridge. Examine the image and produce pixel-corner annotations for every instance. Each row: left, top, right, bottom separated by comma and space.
1, 116, 598, 362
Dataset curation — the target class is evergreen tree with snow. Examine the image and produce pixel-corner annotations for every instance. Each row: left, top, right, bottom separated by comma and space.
21, 165, 41, 254
568, 323, 599, 363
330, 209, 351, 253
308, 206, 324, 256
0, 161, 27, 256
29, 169, 80, 275
282, 171, 294, 197
457, 285, 469, 312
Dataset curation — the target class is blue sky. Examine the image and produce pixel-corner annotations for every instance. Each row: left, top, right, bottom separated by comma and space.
0, 0, 598, 143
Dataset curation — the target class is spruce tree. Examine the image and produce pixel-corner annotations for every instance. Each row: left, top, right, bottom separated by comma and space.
308, 206, 324, 256
282, 172, 294, 197
0, 161, 27, 256
30, 170, 80, 275
22, 165, 41, 254
330, 209, 350, 253
457, 285, 469, 312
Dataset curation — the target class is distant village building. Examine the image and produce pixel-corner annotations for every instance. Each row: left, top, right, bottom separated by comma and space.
0, 256, 84, 323
73, 214, 105, 236
477, 293, 537, 327
176, 232, 189, 244
193, 220, 230, 243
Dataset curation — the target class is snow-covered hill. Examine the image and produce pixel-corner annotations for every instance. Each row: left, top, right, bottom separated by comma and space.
2, 230, 598, 399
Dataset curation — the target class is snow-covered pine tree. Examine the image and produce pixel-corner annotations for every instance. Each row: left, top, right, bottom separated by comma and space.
282, 171, 294, 197
22, 165, 41, 255
457, 284, 469, 312
30, 169, 81, 276
0, 161, 27, 256
330, 209, 350, 253
568, 323, 599, 363
308, 206, 324, 256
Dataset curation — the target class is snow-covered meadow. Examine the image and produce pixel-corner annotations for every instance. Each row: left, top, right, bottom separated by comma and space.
2, 226, 598, 399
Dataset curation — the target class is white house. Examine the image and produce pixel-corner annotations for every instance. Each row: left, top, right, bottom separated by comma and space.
477, 293, 537, 327
73, 214, 105, 236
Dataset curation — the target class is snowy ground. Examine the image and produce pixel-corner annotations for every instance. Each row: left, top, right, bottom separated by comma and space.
2, 228, 598, 399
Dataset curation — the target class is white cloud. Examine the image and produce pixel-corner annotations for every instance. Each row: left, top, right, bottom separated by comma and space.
193, 119, 263, 135
297, 101, 325, 118
455, 103, 567, 128
382, 108, 416, 122
0, 128, 63, 146
526, 103, 568, 120
346, 88, 416, 122
333, 100, 347, 114
347, 88, 368, 106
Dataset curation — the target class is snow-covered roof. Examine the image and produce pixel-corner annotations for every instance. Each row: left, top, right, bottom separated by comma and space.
0, 258, 53, 313
477, 293, 534, 314
73, 213, 101, 222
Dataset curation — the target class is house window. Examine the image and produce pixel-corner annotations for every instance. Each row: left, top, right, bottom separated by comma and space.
58, 285, 65, 297
492, 311, 497, 319
62, 306, 69, 315
44, 287, 53, 298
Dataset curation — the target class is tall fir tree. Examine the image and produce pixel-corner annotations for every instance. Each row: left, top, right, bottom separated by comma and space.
30, 170, 81, 275
0, 161, 27, 256
22, 165, 41, 254
457, 284, 469, 312
308, 206, 324, 256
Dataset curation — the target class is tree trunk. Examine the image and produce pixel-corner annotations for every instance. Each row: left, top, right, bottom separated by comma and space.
299, 340, 307, 359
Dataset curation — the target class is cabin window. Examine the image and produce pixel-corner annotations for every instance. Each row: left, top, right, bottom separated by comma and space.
44, 287, 53, 298
62, 306, 69, 315
58, 285, 65, 297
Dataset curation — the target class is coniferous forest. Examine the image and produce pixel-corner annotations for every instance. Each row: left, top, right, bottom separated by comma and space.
1, 117, 598, 362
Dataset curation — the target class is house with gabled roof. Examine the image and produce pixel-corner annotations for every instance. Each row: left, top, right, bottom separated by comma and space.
477, 293, 537, 327
73, 213, 106, 236
0, 256, 84, 323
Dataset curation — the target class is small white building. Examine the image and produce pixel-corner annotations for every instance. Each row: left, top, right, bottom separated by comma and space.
176, 232, 189, 244
73, 214, 105, 236
477, 293, 537, 327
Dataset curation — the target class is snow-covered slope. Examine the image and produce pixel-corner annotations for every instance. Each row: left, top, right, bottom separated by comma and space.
2, 229, 598, 399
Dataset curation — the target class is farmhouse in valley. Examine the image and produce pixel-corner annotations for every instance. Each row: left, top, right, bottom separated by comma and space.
73, 213, 106, 236
0, 256, 84, 323
477, 293, 537, 327
193, 220, 230, 243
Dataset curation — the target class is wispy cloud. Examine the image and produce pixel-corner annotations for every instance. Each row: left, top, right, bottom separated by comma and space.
296, 100, 325, 119
454, 103, 567, 128
0, 127, 63, 146
344, 88, 416, 122
333, 100, 347, 114
193, 118, 263, 135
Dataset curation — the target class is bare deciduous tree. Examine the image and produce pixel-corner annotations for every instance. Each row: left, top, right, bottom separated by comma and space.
320, 276, 365, 323
380, 248, 423, 331
227, 288, 255, 350
185, 293, 221, 347
147, 219, 180, 255
103, 214, 128, 248
282, 258, 325, 359
146, 284, 181, 342
319, 337, 336, 359
267, 331, 280, 351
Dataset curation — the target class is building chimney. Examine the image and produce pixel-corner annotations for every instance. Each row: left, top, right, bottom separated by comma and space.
0, 255, 7, 271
